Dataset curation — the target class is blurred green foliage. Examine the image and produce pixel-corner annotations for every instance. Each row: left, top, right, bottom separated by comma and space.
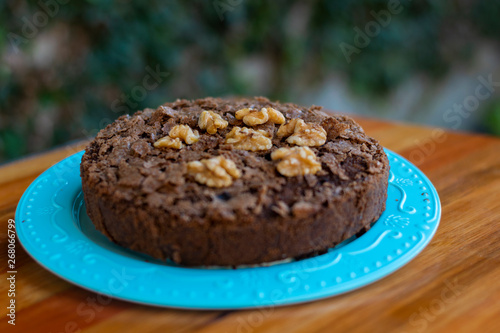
1, 0, 500, 163
484, 100, 500, 136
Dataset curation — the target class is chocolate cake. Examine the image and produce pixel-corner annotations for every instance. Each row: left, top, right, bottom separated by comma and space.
80, 97, 389, 266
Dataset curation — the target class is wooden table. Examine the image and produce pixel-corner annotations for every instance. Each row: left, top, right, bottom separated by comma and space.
1, 117, 499, 333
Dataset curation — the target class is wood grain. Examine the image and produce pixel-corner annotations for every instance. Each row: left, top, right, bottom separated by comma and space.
1, 117, 499, 333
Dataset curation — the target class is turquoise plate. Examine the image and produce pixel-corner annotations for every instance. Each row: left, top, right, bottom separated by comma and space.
15, 149, 440, 309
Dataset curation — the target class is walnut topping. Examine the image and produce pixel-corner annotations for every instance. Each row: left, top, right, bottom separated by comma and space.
225, 127, 272, 151
169, 125, 200, 144
153, 136, 184, 149
198, 111, 228, 134
271, 147, 322, 177
276, 118, 300, 138
265, 107, 286, 124
277, 119, 326, 146
187, 156, 241, 188
154, 124, 199, 149
235, 107, 286, 126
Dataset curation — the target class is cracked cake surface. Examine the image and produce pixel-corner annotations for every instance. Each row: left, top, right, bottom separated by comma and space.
81, 96, 389, 266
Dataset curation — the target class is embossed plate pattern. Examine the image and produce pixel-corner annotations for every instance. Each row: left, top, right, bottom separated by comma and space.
15, 149, 440, 309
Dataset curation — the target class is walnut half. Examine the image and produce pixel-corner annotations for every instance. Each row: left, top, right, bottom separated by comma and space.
271, 147, 322, 177
225, 127, 272, 151
154, 125, 200, 149
198, 110, 228, 134
235, 107, 285, 126
187, 156, 241, 187
277, 119, 326, 146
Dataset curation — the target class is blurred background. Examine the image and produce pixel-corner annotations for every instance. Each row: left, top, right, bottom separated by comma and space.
1, 0, 500, 163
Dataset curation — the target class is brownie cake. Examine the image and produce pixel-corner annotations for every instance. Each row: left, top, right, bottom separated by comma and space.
81, 97, 389, 266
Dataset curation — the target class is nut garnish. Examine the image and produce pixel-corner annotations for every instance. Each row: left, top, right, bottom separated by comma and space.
198, 111, 228, 134
225, 127, 272, 151
154, 124, 200, 149
235, 107, 285, 126
187, 156, 241, 187
277, 119, 326, 146
271, 147, 322, 177
169, 125, 200, 144
265, 107, 286, 124
153, 136, 184, 149
276, 118, 300, 138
